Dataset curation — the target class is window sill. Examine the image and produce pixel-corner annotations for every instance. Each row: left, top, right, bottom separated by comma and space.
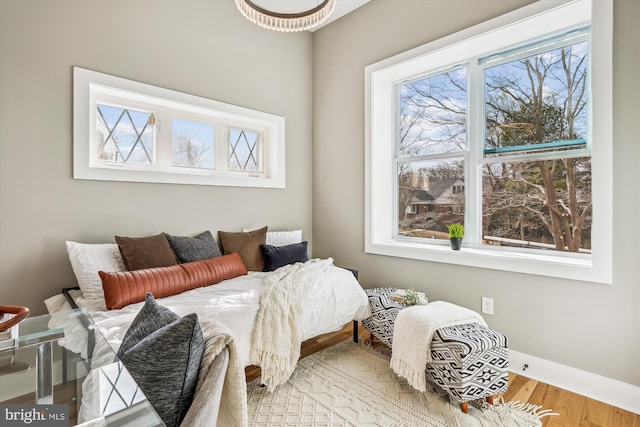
365, 240, 610, 284
75, 165, 284, 188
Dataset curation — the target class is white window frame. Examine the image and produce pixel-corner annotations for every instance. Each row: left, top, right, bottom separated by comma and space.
365, 0, 612, 284
74, 67, 285, 188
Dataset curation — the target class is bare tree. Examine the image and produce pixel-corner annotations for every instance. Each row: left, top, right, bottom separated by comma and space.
398, 71, 466, 221
486, 46, 590, 251
172, 132, 211, 168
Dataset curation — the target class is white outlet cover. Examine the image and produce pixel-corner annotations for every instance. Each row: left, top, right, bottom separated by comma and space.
482, 297, 494, 315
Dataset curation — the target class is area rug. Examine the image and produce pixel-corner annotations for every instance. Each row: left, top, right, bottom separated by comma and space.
247, 340, 554, 426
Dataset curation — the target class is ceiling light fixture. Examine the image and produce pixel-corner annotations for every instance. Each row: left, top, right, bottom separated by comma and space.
235, 0, 336, 32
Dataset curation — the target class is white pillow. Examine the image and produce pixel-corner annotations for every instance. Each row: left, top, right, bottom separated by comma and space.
66, 241, 126, 311
266, 230, 303, 247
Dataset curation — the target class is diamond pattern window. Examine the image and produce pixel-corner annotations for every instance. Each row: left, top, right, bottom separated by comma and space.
96, 104, 154, 164
229, 128, 262, 172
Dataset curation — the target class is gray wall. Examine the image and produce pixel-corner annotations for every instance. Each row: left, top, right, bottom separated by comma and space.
0, 1, 313, 314
313, 0, 640, 386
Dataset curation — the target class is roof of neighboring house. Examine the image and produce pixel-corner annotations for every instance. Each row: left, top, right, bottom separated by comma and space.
409, 178, 461, 203
411, 189, 434, 202
428, 179, 459, 199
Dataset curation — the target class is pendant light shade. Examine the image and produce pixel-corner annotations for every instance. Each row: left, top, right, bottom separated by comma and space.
235, 0, 336, 32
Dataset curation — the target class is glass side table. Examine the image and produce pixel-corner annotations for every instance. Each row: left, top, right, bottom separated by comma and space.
0, 309, 164, 426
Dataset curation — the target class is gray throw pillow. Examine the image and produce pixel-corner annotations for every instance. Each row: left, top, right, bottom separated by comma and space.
117, 294, 204, 427
164, 231, 222, 263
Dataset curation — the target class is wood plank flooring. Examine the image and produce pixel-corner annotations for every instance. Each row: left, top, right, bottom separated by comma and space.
247, 323, 640, 427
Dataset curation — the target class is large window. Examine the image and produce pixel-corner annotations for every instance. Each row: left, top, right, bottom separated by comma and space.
366, 0, 612, 283
74, 67, 285, 188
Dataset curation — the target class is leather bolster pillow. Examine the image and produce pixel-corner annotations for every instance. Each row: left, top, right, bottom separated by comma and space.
100, 252, 248, 310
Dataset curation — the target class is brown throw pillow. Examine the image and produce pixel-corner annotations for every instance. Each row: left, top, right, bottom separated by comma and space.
115, 234, 178, 271
100, 253, 248, 310
218, 226, 268, 271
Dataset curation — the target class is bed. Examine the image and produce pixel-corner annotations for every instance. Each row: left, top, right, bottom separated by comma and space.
44, 232, 371, 426
46, 260, 370, 368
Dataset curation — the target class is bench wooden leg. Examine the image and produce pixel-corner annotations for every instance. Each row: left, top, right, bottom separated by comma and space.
460, 396, 493, 413
457, 397, 495, 413
369, 332, 376, 345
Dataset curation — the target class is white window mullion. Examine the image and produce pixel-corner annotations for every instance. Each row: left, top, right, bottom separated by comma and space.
466, 60, 483, 247
393, 80, 402, 240
155, 112, 170, 167
217, 124, 229, 172
392, 158, 400, 240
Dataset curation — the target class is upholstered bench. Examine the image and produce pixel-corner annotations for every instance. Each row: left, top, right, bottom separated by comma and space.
361, 287, 404, 347
360, 287, 508, 413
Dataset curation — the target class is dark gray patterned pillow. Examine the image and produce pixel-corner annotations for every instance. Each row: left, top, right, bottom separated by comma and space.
117, 294, 204, 427
164, 231, 221, 263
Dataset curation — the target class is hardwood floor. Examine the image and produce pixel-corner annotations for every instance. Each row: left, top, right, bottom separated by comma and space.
500, 372, 640, 427
247, 323, 640, 427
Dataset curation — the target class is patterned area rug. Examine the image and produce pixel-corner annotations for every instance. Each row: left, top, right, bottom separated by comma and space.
247, 340, 553, 426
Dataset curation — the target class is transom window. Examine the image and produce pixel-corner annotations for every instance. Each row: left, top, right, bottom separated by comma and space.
366, 0, 612, 283
229, 128, 262, 173
74, 67, 285, 188
171, 118, 214, 170
96, 104, 154, 164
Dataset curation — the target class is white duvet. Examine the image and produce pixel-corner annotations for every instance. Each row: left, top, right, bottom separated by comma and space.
47, 261, 371, 367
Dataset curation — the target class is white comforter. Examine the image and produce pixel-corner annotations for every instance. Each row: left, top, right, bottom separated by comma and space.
47, 260, 371, 367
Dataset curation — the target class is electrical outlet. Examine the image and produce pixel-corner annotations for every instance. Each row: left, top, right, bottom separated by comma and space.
481, 297, 494, 315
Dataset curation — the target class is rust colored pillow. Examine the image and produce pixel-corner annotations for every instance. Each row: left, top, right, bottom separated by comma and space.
115, 234, 178, 271
100, 253, 248, 310
218, 226, 267, 271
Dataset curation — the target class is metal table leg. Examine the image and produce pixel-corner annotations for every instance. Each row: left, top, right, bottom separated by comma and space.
36, 341, 53, 404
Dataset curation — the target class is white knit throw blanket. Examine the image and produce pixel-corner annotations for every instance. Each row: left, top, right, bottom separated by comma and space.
181, 320, 248, 427
250, 258, 334, 392
390, 301, 487, 392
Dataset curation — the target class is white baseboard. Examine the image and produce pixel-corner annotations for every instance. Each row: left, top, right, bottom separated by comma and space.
509, 349, 640, 414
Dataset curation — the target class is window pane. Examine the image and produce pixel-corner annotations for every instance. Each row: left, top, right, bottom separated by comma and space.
96, 104, 154, 164
171, 119, 214, 169
484, 41, 588, 157
399, 68, 467, 157
398, 158, 464, 239
229, 128, 261, 172
482, 157, 591, 252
